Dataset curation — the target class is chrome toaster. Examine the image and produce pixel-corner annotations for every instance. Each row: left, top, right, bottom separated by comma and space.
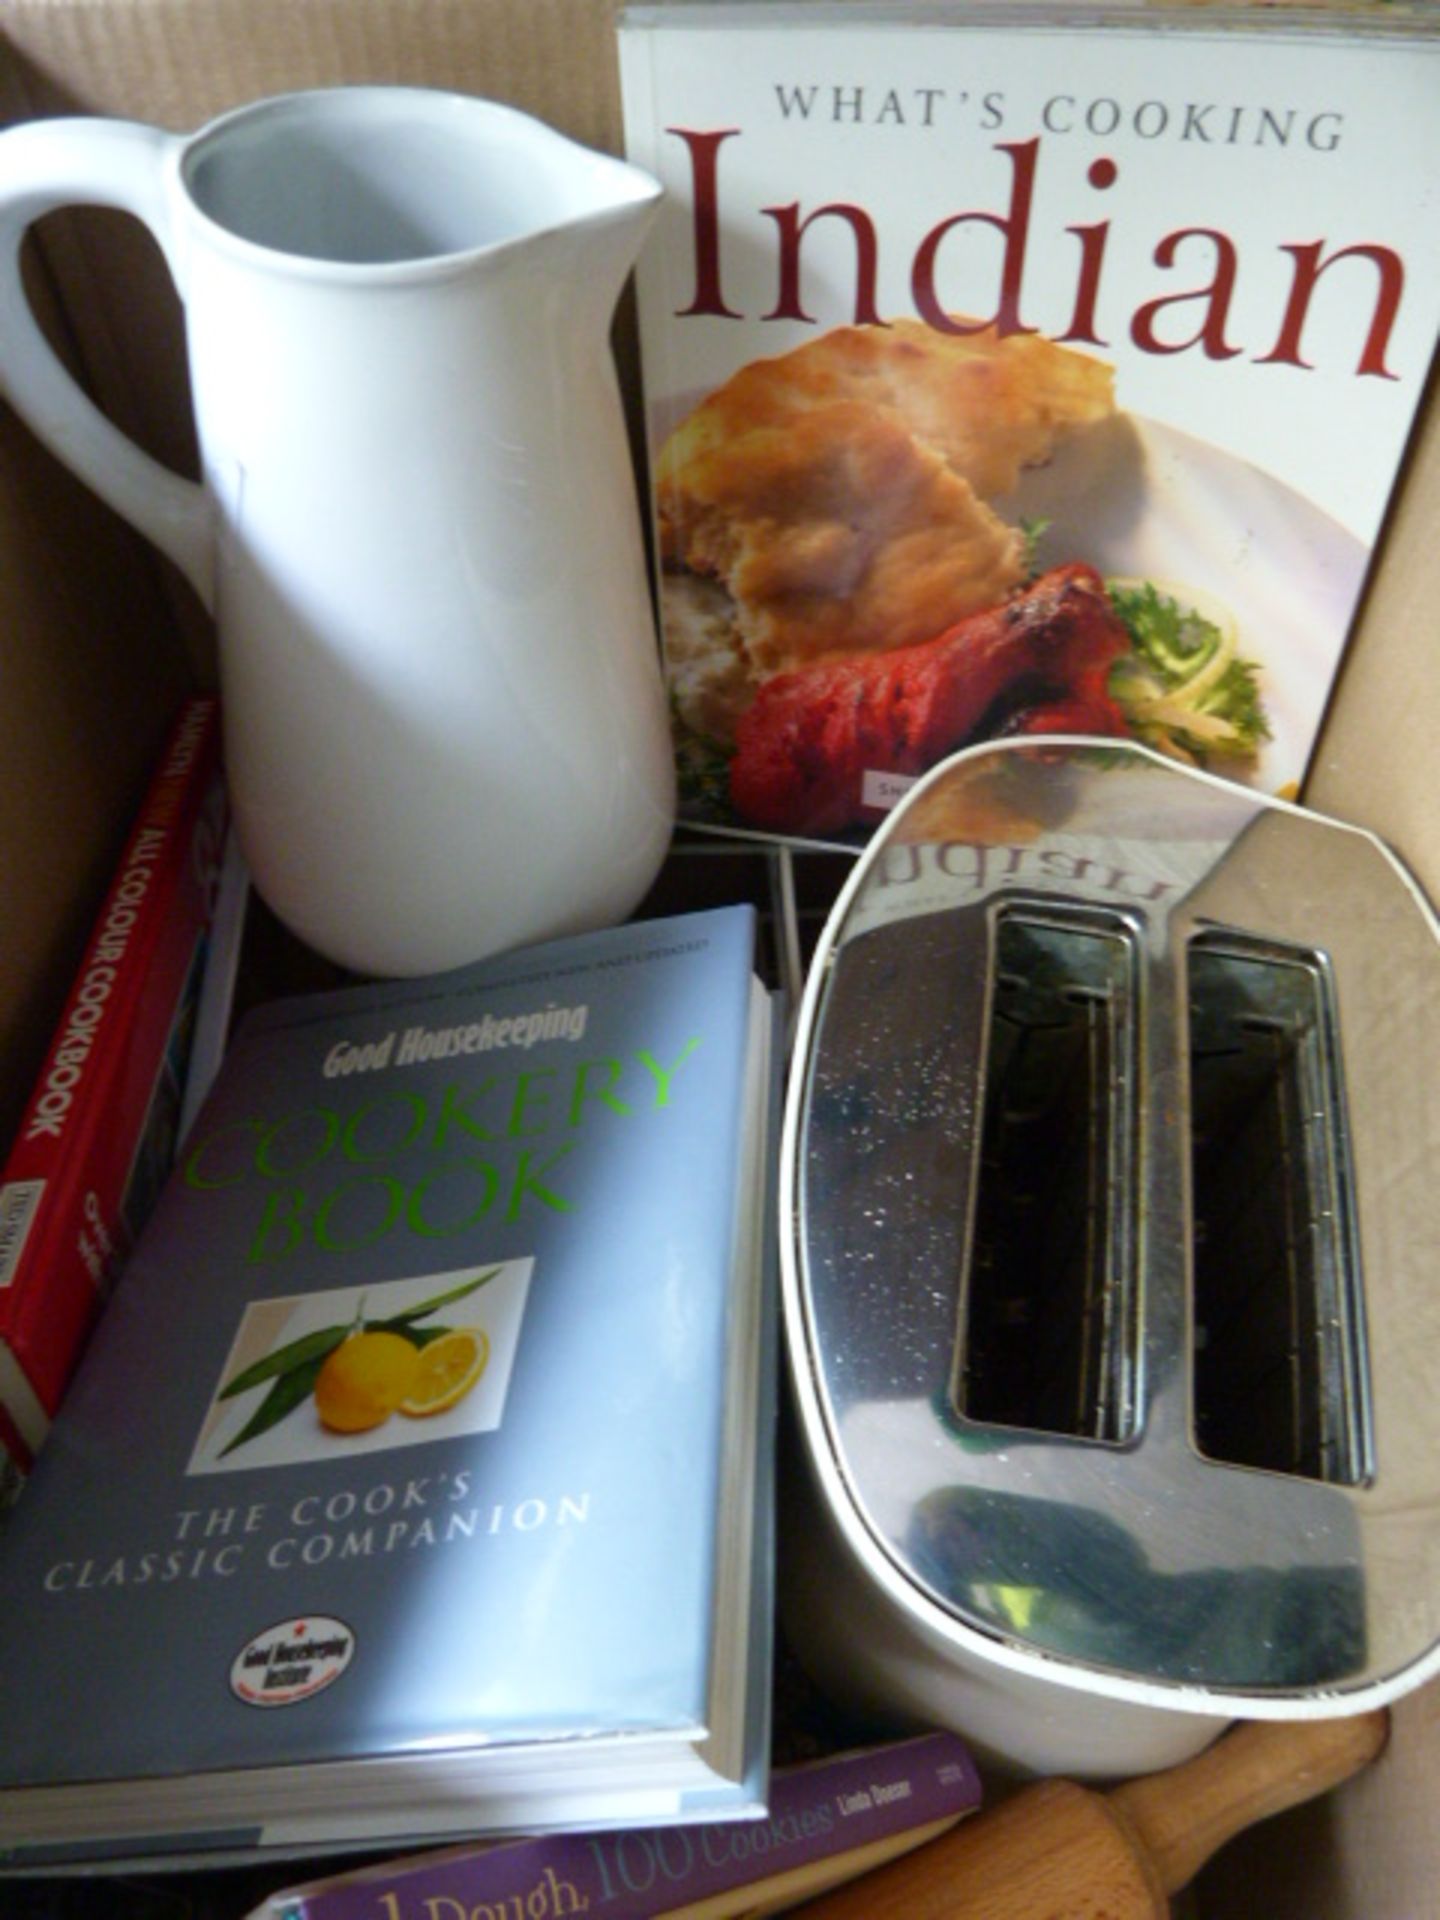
780, 738, 1440, 1777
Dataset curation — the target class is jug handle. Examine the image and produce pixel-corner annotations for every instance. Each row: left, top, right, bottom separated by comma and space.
0, 117, 213, 610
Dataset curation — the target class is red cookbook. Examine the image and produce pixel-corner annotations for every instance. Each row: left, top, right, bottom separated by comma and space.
0, 697, 225, 1469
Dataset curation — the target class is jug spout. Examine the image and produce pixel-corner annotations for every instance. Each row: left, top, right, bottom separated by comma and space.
435, 103, 661, 330
507, 130, 662, 311
484, 102, 661, 260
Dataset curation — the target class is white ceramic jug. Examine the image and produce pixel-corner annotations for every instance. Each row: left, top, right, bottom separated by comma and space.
0, 88, 676, 975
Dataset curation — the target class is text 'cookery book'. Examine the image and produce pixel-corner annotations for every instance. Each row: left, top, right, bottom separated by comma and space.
0, 906, 778, 1871
619, 0, 1440, 846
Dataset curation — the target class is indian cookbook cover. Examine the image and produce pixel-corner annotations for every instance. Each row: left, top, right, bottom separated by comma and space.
619, 1, 1440, 846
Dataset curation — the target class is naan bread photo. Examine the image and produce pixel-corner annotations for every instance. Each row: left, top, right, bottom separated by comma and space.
657, 319, 1115, 744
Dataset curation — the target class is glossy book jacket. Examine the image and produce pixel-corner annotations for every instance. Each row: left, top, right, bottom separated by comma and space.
620, 1, 1440, 845
0, 905, 776, 1868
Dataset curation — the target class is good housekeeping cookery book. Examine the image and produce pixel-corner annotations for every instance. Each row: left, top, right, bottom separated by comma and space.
0, 906, 778, 1871
619, 1, 1440, 844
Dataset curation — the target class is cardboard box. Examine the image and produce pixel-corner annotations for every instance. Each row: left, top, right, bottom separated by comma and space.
0, 3, 1436, 1912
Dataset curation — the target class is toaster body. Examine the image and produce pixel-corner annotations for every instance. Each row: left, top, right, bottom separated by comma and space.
781, 740, 1440, 1776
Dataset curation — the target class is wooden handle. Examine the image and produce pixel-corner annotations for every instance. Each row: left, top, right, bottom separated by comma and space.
787, 1709, 1389, 1920
1108, 1707, 1389, 1895
785, 1775, 1168, 1920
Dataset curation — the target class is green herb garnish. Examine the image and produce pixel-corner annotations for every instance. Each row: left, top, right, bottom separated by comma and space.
1106, 580, 1270, 763
1019, 516, 1052, 580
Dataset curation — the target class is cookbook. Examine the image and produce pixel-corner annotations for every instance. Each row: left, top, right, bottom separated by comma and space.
619, 0, 1440, 845
0, 907, 777, 1870
248, 1732, 982, 1920
0, 697, 225, 1471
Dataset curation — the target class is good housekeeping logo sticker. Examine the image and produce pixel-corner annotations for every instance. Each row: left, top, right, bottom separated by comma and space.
231, 1615, 355, 1707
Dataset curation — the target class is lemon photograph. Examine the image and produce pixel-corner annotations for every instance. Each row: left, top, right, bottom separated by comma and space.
186, 1260, 534, 1475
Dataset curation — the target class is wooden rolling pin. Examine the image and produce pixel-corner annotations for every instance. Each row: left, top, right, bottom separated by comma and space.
785, 1709, 1388, 1920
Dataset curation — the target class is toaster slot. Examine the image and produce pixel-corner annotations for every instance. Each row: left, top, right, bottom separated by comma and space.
956, 907, 1140, 1444
1187, 933, 1371, 1487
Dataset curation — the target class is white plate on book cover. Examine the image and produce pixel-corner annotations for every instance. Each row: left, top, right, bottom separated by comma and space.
991, 412, 1370, 796
652, 391, 1369, 803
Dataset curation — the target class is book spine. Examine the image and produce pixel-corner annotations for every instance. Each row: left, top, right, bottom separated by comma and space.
0, 697, 225, 1444
285, 1733, 981, 1920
